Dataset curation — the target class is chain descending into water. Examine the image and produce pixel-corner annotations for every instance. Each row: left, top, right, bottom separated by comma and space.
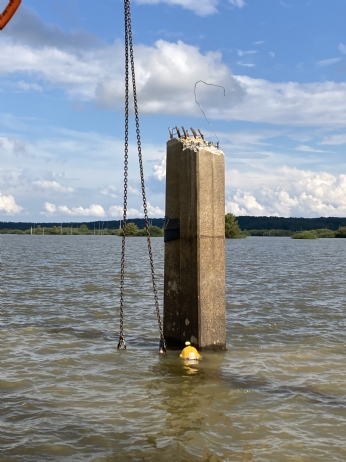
117, 0, 129, 350
118, 0, 166, 353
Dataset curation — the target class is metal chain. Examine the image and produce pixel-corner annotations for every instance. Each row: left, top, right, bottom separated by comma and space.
118, 0, 166, 353
117, 0, 130, 350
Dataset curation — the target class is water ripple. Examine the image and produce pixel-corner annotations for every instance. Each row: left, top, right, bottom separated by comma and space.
1, 235, 346, 461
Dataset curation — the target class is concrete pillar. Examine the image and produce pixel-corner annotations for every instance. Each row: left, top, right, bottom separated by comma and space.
163, 135, 226, 351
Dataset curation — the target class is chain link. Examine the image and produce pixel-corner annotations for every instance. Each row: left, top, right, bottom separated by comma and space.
117, 0, 130, 350
118, 0, 166, 353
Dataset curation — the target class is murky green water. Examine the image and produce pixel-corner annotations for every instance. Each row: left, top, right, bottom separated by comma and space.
1, 235, 346, 461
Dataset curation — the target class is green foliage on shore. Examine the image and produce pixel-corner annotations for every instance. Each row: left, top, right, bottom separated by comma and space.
136, 225, 164, 237
124, 222, 139, 236
291, 231, 318, 239
120, 223, 164, 237
335, 226, 346, 238
0, 222, 165, 237
238, 231, 250, 239
225, 213, 241, 238
247, 229, 293, 237
291, 228, 338, 239
150, 225, 164, 237
314, 228, 336, 238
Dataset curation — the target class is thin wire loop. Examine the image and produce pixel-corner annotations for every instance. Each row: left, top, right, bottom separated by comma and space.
194, 80, 226, 146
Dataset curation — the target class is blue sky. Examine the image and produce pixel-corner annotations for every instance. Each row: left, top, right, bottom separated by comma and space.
1, 0, 346, 221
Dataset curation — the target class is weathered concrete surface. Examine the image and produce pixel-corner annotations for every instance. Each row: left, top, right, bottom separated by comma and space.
163, 137, 226, 351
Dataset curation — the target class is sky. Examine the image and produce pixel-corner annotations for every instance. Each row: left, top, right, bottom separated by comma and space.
1, 0, 346, 222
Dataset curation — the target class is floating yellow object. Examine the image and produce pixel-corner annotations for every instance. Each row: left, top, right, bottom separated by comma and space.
180, 343, 201, 360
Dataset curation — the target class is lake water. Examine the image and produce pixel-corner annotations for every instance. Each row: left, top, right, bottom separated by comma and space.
1, 235, 346, 461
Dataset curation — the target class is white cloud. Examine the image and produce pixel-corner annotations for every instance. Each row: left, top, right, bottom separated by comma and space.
153, 157, 166, 180
294, 145, 328, 153
224, 76, 346, 126
288, 133, 313, 143
108, 205, 141, 218
128, 186, 140, 195
253, 41, 264, 45
229, 0, 245, 8
316, 57, 342, 67
3, 30, 346, 126
134, 0, 219, 16
100, 186, 118, 198
32, 180, 74, 192
227, 192, 266, 216
17, 80, 42, 92
1, 41, 112, 100
319, 134, 346, 145
1, 37, 241, 111
108, 202, 164, 218
217, 129, 280, 147
44, 202, 56, 214
0, 121, 169, 221
43, 202, 106, 217
95, 39, 243, 113
237, 62, 255, 67
225, 167, 346, 217
5, 6, 103, 51
268, 52, 275, 58
0, 135, 29, 155
339, 43, 346, 55
147, 202, 164, 217
0, 191, 23, 214
108, 205, 125, 218
238, 50, 257, 57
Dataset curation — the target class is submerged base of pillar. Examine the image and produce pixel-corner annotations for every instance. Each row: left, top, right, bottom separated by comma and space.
165, 337, 227, 352
199, 343, 227, 352
164, 337, 184, 350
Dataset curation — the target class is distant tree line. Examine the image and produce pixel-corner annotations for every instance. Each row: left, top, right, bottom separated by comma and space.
224, 215, 346, 239
236, 216, 346, 231
0, 223, 164, 237
0, 218, 165, 231
1, 216, 346, 239
2, 216, 346, 232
